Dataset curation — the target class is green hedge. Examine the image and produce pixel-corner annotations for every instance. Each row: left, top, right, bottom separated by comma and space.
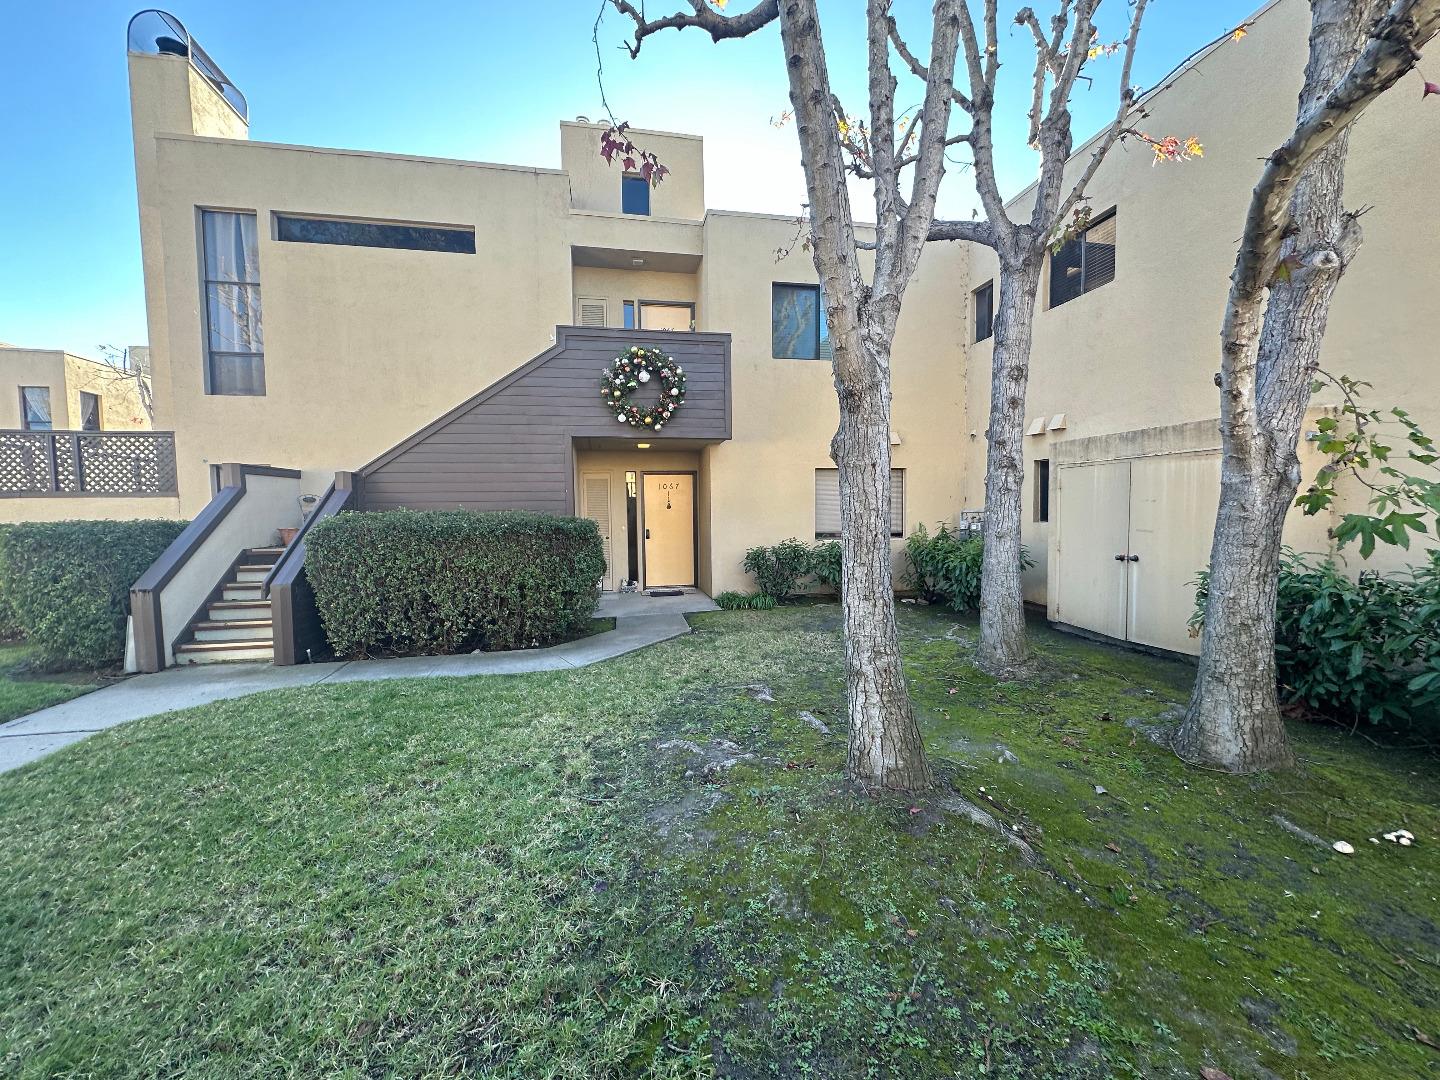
306, 510, 607, 657
905, 523, 1032, 612
0, 519, 187, 668
0, 525, 20, 641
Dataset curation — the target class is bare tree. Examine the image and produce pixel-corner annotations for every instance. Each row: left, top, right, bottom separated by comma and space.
605, 0, 973, 791
1176, 0, 1440, 772
897, 1, 1219, 674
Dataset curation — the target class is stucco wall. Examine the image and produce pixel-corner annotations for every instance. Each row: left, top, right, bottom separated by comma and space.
0, 496, 182, 524
571, 267, 699, 327
0, 349, 69, 428
964, 0, 1440, 603
561, 122, 704, 220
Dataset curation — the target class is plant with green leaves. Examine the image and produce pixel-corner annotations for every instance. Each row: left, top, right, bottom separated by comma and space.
906, 523, 1030, 613
307, 509, 605, 657
0, 519, 186, 668
714, 591, 778, 611
809, 540, 842, 592
1296, 370, 1440, 557
741, 538, 814, 602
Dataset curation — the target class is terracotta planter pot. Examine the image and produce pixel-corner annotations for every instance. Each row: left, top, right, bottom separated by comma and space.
278, 527, 300, 547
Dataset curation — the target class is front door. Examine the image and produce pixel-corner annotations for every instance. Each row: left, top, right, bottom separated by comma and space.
642, 472, 696, 587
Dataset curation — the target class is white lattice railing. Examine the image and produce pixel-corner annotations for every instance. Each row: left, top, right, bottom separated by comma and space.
0, 430, 179, 498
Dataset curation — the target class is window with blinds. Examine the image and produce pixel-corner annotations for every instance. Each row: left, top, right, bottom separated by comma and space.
576, 297, 608, 327
1048, 208, 1116, 308
815, 468, 904, 538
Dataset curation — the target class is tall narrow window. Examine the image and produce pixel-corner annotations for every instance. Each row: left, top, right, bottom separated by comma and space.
815, 468, 904, 538
201, 209, 265, 395
973, 279, 994, 342
772, 283, 831, 360
78, 391, 101, 431
19, 386, 51, 430
622, 300, 636, 329
1049, 208, 1116, 308
622, 175, 651, 215
1034, 458, 1051, 523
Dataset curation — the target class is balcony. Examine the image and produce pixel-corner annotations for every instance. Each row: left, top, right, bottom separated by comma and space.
0, 430, 179, 498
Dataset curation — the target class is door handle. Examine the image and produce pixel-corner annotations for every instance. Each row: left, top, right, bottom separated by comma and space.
1114, 554, 1126, 561
1114, 553, 1139, 562
645, 529, 651, 539
1127, 553, 1139, 562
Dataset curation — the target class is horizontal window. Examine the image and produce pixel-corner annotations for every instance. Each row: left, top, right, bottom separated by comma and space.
1049, 208, 1116, 308
773, 283, 832, 360
815, 468, 904, 538
275, 214, 476, 254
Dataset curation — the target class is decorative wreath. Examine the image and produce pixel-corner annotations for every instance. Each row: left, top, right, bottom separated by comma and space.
599, 345, 687, 430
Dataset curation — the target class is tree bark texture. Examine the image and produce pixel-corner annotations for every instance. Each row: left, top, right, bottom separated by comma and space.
977, 251, 1043, 674
1178, 0, 1436, 772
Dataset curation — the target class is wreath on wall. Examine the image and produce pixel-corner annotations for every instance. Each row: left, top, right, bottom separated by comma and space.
599, 346, 687, 430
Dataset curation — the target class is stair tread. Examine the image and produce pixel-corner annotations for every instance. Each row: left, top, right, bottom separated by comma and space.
209, 600, 270, 609
176, 639, 275, 652
194, 619, 273, 629
236, 564, 275, 572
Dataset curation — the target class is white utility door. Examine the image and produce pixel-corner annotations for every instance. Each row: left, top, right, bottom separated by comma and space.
581, 472, 615, 592
1053, 460, 1131, 641
1126, 453, 1220, 655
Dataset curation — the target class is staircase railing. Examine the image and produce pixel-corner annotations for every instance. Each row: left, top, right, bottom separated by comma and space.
265, 472, 360, 666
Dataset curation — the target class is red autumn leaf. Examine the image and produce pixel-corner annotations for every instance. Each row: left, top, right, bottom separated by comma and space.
622, 156, 637, 171
1424, 79, 1440, 99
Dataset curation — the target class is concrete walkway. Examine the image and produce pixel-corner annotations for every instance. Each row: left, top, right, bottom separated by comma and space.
0, 591, 716, 775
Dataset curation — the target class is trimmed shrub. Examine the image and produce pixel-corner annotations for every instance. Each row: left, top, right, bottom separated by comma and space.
1192, 550, 1440, 729
905, 522, 1031, 612
809, 540, 843, 592
0, 525, 21, 641
715, 590, 778, 611
0, 519, 187, 667
742, 538, 813, 601
306, 509, 606, 657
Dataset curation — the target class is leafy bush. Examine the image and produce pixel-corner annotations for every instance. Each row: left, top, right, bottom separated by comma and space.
809, 540, 843, 592
1192, 550, 1440, 728
306, 510, 606, 657
905, 523, 1031, 612
0, 525, 21, 641
0, 519, 187, 668
715, 591, 778, 611
742, 538, 814, 601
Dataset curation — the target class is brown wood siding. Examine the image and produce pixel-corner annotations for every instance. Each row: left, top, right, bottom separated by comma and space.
360, 326, 731, 513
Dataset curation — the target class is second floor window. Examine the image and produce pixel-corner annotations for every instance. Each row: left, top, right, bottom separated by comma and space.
974, 279, 994, 342
20, 386, 51, 430
201, 209, 265, 396
1049, 208, 1116, 309
622, 175, 651, 216
79, 391, 101, 431
772, 283, 832, 360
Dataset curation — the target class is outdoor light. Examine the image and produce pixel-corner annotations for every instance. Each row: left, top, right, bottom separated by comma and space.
636, 442, 651, 449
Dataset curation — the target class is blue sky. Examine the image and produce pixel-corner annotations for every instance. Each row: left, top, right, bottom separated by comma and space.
0, 0, 1261, 358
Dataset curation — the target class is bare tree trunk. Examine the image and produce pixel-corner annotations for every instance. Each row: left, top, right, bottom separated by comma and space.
977, 250, 1042, 674
1179, 0, 1389, 772
835, 334, 932, 790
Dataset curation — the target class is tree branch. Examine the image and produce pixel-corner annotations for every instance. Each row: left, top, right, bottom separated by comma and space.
608, 0, 779, 56
926, 217, 996, 246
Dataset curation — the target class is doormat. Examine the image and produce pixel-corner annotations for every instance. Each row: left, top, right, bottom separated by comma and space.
647, 588, 685, 597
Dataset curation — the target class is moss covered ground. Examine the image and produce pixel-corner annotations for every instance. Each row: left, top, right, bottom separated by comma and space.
0, 604, 1434, 1078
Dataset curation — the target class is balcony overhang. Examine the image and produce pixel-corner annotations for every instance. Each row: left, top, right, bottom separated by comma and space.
571, 245, 700, 274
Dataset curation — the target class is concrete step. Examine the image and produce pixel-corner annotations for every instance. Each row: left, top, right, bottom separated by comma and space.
207, 600, 272, 622
173, 639, 275, 665
245, 547, 285, 562
193, 619, 273, 642
221, 582, 264, 601
234, 565, 273, 583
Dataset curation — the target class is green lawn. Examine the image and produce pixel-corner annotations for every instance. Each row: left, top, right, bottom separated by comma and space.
0, 642, 102, 724
0, 606, 1435, 1078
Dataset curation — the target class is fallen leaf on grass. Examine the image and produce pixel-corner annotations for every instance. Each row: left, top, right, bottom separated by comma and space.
1105, 842, 1122, 854
1413, 1027, 1440, 1052
1200, 1068, 1235, 1080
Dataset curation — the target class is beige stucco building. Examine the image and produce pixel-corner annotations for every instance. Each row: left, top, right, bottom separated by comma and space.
10, 2, 1432, 668
0, 345, 150, 434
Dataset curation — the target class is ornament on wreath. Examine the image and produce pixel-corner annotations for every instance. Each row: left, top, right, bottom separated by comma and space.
598, 345, 687, 430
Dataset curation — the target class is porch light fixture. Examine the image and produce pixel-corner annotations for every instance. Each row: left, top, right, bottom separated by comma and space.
636, 442, 652, 449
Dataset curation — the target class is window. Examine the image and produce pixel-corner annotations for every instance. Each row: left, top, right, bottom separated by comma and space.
772, 283, 832, 360
622, 300, 636, 329
19, 386, 51, 430
638, 301, 694, 331
815, 468, 904, 538
621, 175, 651, 216
201, 209, 265, 395
79, 391, 101, 431
275, 214, 475, 254
973, 279, 994, 343
1034, 459, 1051, 523
1049, 208, 1116, 308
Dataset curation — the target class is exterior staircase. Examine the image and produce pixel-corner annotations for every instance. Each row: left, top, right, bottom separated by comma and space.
172, 547, 285, 665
